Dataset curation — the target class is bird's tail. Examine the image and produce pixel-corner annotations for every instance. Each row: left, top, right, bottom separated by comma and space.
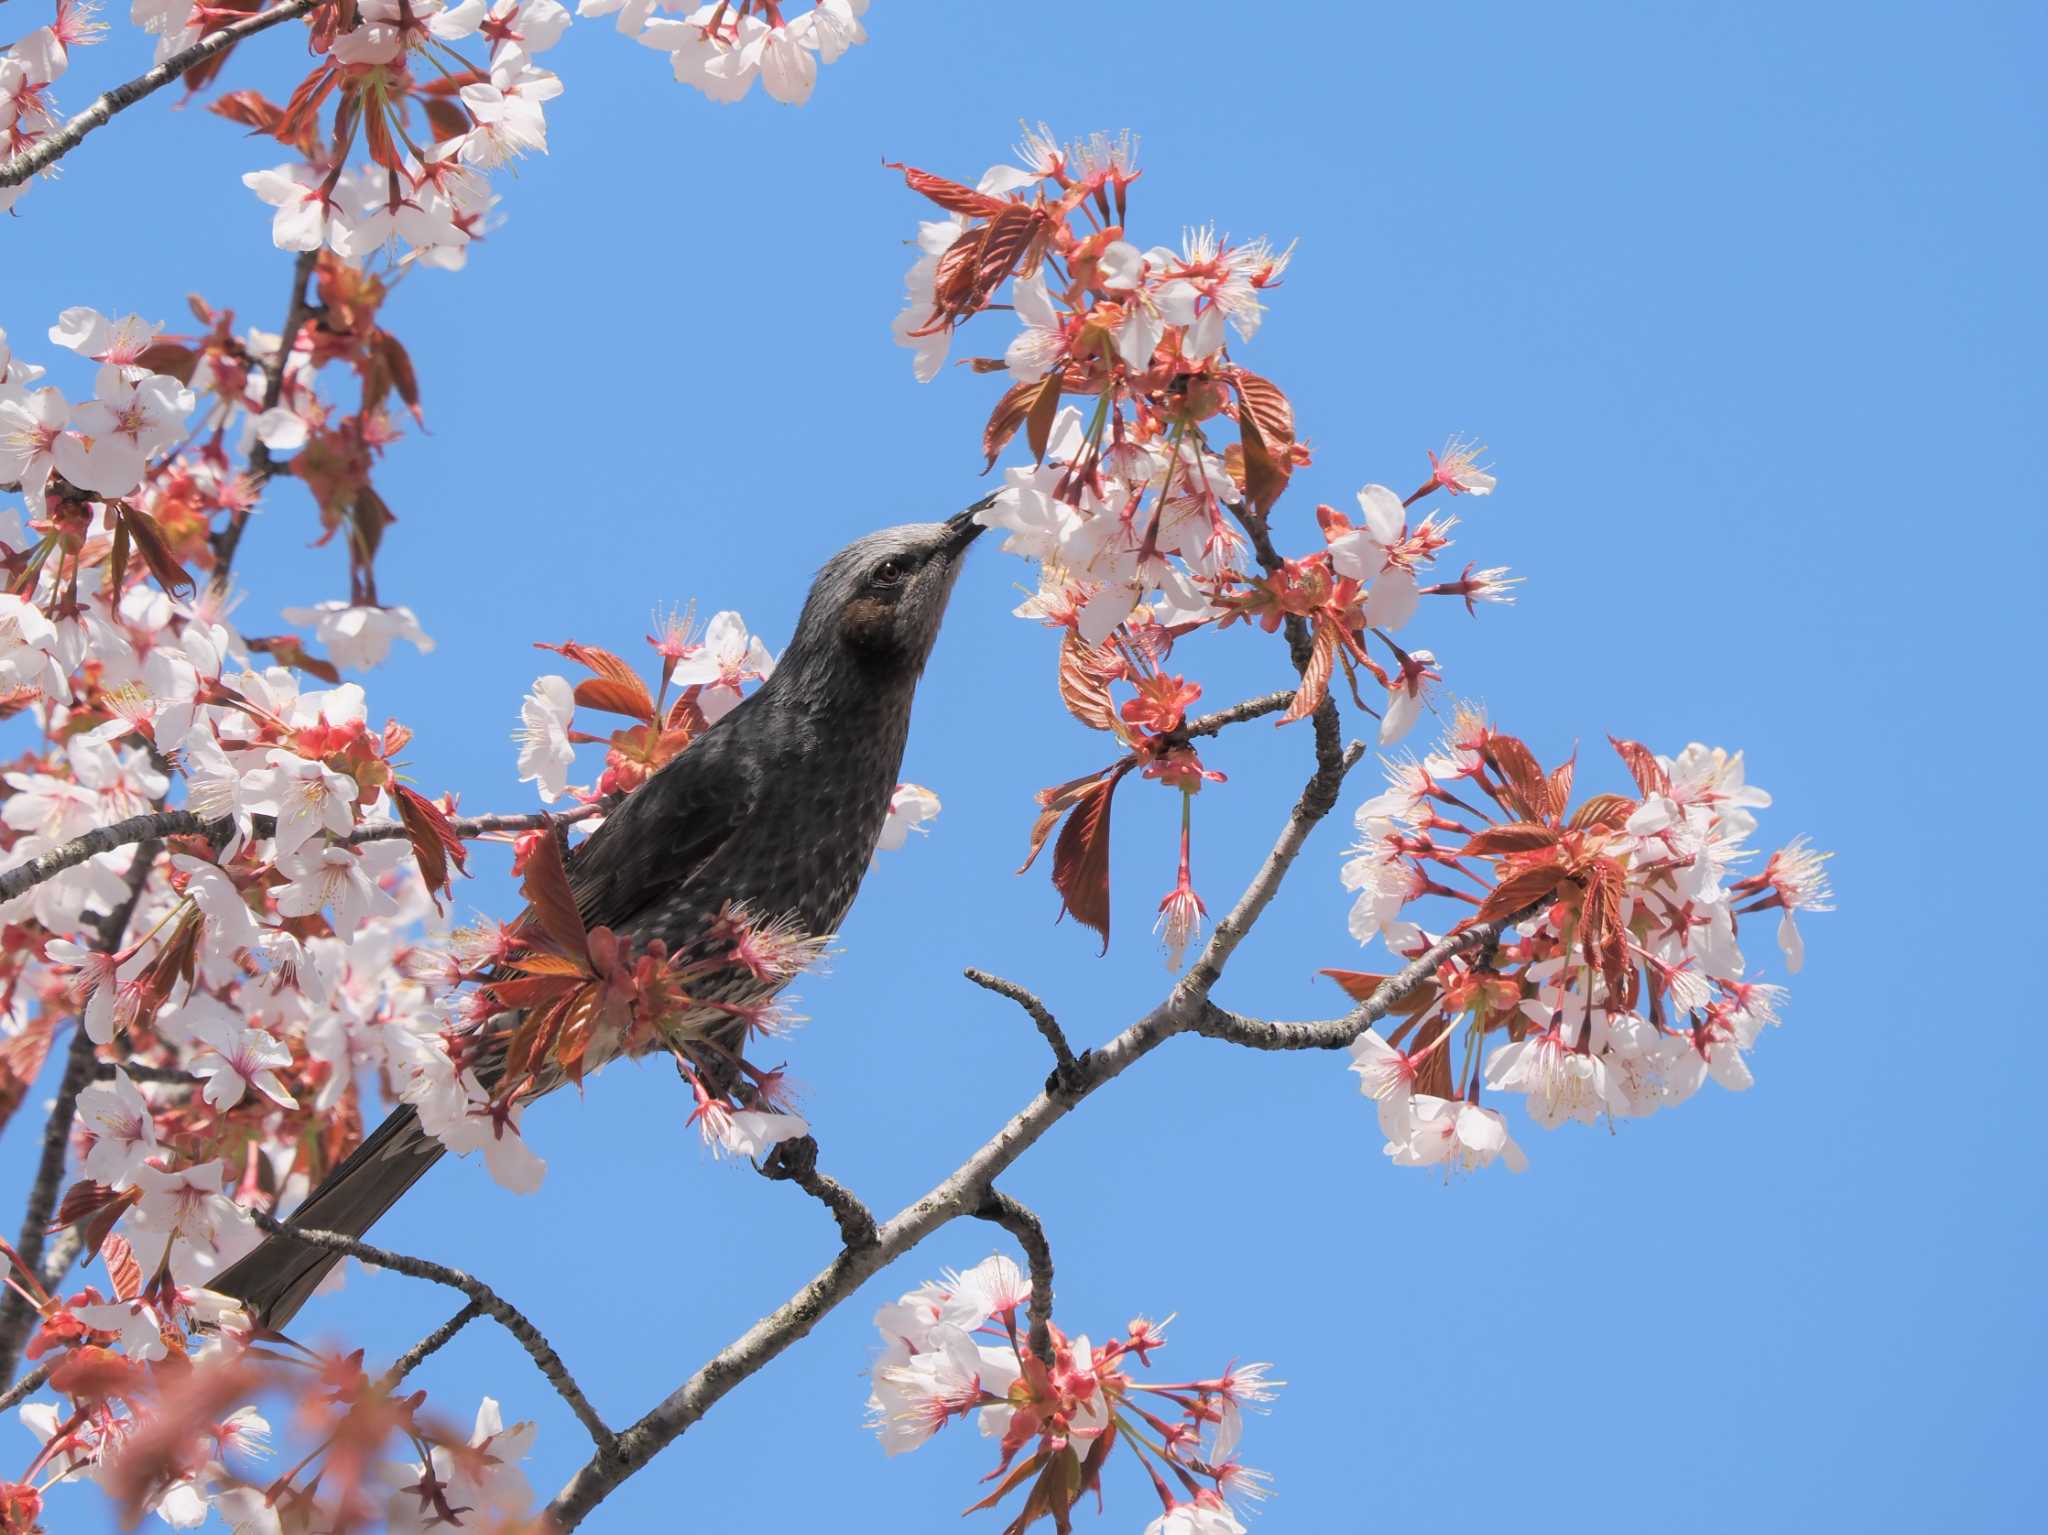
213, 1103, 445, 1330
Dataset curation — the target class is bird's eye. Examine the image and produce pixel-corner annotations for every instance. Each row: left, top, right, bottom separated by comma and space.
872, 557, 909, 588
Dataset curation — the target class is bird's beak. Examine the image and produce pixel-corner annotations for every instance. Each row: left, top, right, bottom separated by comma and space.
943, 495, 995, 553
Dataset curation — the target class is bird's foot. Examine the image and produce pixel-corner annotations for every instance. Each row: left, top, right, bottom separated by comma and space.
1045, 1049, 1094, 1102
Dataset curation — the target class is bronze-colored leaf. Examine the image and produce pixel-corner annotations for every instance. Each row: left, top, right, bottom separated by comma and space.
1233, 367, 1295, 449
981, 377, 1040, 469
118, 507, 194, 600
883, 160, 1008, 218
1049, 763, 1132, 949
1460, 821, 1559, 857
1484, 733, 1551, 822
517, 826, 587, 962
1277, 619, 1335, 724
1608, 735, 1670, 797
572, 675, 656, 723
1024, 371, 1063, 465
1057, 634, 1122, 735
1566, 793, 1636, 831
1476, 859, 1567, 923
393, 784, 467, 911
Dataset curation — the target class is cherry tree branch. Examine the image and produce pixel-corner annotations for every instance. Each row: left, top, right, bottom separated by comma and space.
380, 1300, 486, 1393
758, 1136, 878, 1251
0, 810, 213, 905
1178, 688, 1296, 739
974, 1189, 1055, 1366
1180, 739, 1366, 1014
963, 968, 1077, 1083
0, 0, 322, 190
0, 803, 602, 906
0, 1361, 54, 1418
247, 1212, 616, 1452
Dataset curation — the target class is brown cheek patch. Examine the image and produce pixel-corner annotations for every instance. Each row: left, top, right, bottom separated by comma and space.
839, 596, 896, 649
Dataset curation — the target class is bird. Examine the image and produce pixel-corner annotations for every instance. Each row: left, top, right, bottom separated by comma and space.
213, 508, 988, 1327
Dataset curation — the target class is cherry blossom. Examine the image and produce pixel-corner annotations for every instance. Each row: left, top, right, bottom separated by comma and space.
187, 1020, 298, 1111
875, 782, 941, 855
74, 1068, 158, 1187
667, 609, 773, 721
515, 674, 577, 800
51, 365, 194, 496
279, 600, 434, 672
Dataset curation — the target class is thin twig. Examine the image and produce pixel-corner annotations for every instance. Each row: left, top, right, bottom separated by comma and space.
0, 1361, 54, 1417
0, 810, 211, 905
963, 969, 1077, 1082
248, 1212, 615, 1452
0, 803, 601, 907
974, 1189, 1055, 1366
0, 0, 322, 190
93, 1062, 200, 1086
1178, 689, 1297, 740
380, 1301, 486, 1393
1188, 901, 1544, 1052
758, 1136, 878, 1251
210, 248, 320, 587
1174, 742, 1366, 1006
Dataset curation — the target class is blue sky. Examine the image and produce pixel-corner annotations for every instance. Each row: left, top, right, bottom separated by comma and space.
4, 2, 2042, 1530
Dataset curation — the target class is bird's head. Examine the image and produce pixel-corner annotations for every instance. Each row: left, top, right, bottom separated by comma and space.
786, 505, 988, 679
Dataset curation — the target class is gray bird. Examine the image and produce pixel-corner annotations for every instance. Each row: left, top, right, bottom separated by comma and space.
214, 509, 986, 1327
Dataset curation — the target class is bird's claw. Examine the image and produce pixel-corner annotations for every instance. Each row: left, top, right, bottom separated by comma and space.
1045, 1050, 1094, 1101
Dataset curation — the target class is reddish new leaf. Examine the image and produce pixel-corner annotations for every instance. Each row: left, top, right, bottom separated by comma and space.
1235, 404, 1290, 515
1278, 619, 1336, 724
573, 675, 656, 723
1460, 821, 1560, 857
1233, 368, 1295, 449
393, 784, 468, 910
1609, 735, 1670, 797
981, 377, 1040, 470
1049, 763, 1131, 949
1566, 793, 1637, 831
100, 1233, 142, 1303
118, 507, 194, 599
243, 634, 342, 683
517, 825, 587, 961
133, 342, 197, 384
1057, 634, 1122, 736
1484, 733, 1552, 822
422, 94, 471, 143
1548, 755, 1577, 817
1476, 859, 1568, 923
1319, 968, 1394, 1002
276, 64, 340, 146
209, 87, 284, 136
370, 331, 423, 424
1024, 371, 1063, 464
884, 160, 1008, 218
1018, 767, 1114, 875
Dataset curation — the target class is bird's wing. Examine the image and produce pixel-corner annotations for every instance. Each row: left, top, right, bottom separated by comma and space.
565, 733, 752, 936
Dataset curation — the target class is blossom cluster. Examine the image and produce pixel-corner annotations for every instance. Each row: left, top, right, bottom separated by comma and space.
869, 1254, 1277, 1535
230, 0, 568, 269
5, 1309, 539, 1535
579, 0, 868, 105
889, 127, 1516, 965
0, 293, 924, 1525
1339, 722, 1833, 1174
0, 1, 105, 218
